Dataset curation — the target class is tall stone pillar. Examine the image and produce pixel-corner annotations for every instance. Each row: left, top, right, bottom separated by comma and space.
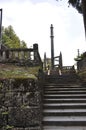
50, 24, 54, 69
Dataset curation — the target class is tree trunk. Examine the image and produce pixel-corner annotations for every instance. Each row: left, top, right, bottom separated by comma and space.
82, 0, 86, 37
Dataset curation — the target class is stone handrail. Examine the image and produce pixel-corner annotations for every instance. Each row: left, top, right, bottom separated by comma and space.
0, 44, 43, 67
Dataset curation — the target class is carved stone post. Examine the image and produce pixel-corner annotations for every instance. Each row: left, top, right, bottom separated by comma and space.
33, 43, 38, 62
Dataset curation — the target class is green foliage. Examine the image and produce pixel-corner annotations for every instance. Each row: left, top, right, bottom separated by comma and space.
2, 25, 27, 48
74, 52, 86, 61
80, 52, 86, 60
0, 64, 41, 79
68, 0, 82, 13
2, 111, 9, 115
20, 40, 27, 48
6, 125, 14, 129
56, 0, 82, 13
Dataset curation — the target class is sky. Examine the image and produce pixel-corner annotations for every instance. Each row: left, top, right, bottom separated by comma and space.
0, 0, 86, 66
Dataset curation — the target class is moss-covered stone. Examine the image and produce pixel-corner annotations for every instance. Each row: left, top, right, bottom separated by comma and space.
0, 77, 43, 129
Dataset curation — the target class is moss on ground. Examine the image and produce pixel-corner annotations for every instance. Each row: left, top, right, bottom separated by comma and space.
0, 64, 41, 79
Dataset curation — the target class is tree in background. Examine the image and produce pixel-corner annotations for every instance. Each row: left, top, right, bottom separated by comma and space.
20, 40, 27, 48
56, 0, 86, 37
66, 0, 86, 61
2, 25, 27, 48
68, 0, 86, 37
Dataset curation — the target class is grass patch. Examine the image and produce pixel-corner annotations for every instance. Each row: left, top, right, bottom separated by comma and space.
0, 64, 41, 79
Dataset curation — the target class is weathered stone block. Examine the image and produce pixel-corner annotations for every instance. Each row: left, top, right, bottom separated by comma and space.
0, 112, 4, 128
0, 80, 9, 92
0, 77, 43, 129
23, 92, 41, 106
9, 79, 24, 92
8, 107, 41, 127
0, 93, 4, 106
9, 79, 38, 92
4, 92, 23, 107
0, 107, 8, 128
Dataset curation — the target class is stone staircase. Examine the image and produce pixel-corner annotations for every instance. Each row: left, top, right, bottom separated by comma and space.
42, 74, 86, 130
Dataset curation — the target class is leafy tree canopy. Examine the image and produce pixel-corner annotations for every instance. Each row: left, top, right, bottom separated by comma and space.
68, 0, 82, 13
56, 0, 82, 13
57, 0, 86, 37
2, 25, 27, 48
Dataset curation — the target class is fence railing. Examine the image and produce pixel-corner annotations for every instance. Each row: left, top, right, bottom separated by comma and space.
0, 43, 43, 67
62, 66, 75, 75
62, 66, 73, 70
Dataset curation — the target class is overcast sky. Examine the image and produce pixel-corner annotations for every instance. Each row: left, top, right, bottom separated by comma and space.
0, 0, 86, 66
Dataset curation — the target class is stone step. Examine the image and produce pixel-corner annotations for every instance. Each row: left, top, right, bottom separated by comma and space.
43, 116, 86, 121
45, 76, 78, 79
44, 87, 86, 90
44, 88, 86, 92
44, 84, 81, 87
43, 110, 86, 116
45, 78, 79, 80
44, 86, 82, 88
43, 116, 86, 126
45, 81, 79, 84
43, 98, 86, 103
45, 78, 79, 83
43, 126, 86, 130
44, 90, 86, 94
43, 109, 86, 112
43, 76, 85, 130
44, 94, 86, 99
44, 84, 82, 87
43, 103, 86, 109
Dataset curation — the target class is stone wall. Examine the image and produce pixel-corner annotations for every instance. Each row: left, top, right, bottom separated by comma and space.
0, 78, 43, 130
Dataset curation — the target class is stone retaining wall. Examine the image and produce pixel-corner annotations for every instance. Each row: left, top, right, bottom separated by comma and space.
0, 78, 43, 130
